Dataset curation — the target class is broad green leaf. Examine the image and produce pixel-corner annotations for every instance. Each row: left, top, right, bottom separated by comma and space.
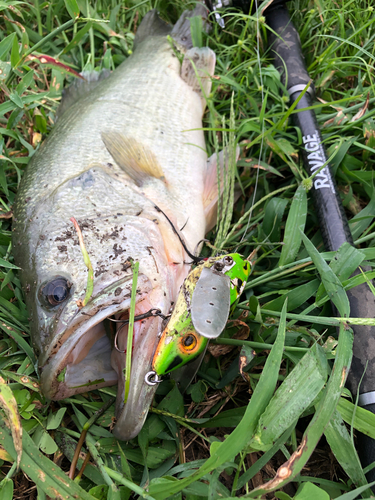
0, 376, 22, 467
49, 67, 65, 97
275, 493, 292, 500
250, 343, 328, 452
16, 70, 34, 95
335, 480, 375, 500
1, 370, 39, 391
188, 380, 207, 403
294, 482, 329, 500
301, 232, 350, 317
0, 418, 98, 500
89, 485, 108, 500
46, 407, 67, 430
107, 483, 121, 500
8, 92, 23, 109
276, 137, 297, 156
248, 324, 353, 497
279, 185, 307, 267
158, 382, 184, 416
33, 425, 58, 454
324, 410, 371, 497
0, 478, 13, 499
39, 430, 58, 455
0, 61, 11, 80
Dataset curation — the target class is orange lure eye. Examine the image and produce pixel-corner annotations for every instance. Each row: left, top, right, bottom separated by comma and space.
181, 333, 198, 352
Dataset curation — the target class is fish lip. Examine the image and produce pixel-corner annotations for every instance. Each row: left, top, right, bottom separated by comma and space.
111, 317, 160, 441
39, 274, 153, 400
112, 384, 157, 441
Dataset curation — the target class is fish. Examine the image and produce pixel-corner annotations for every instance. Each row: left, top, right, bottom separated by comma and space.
12, 5, 223, 440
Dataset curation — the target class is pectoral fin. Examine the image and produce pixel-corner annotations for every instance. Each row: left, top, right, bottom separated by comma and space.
102, 132, 165, 187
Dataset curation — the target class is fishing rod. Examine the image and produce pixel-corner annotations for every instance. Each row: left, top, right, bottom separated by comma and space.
265, 1, 375, 483
205, 0, 375, 485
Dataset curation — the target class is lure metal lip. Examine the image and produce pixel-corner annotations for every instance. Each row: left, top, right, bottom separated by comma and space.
145, 371, 162, 386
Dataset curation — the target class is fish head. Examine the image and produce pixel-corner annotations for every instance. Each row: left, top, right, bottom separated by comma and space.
13, 166, 189, 440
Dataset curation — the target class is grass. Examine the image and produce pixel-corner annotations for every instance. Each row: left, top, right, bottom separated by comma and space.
0, 0, 375, 499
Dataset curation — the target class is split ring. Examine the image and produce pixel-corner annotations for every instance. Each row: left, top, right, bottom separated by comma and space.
145, 371, 162, 386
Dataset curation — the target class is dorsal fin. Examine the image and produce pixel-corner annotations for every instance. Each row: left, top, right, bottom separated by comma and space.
134, 10, 171, 48
171, 4, 209, 51
101, 132, 165, 187
56, 69, 111, 120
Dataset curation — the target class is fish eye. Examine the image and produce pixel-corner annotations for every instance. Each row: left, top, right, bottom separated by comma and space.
39, 277, 71, 307
181, 333, 197, 352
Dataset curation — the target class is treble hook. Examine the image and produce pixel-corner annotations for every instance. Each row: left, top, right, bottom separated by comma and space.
113, 308, 170, 353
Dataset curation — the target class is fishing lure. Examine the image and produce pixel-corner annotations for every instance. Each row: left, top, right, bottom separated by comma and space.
146, 253, 251, 384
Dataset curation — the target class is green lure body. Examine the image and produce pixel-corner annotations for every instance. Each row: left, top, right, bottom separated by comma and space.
152, 253, 251, 376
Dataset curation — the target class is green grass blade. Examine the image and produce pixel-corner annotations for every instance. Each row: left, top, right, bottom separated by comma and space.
324, 410, 371, 497
64, 0, 80, 19
124, 260, 139, 404
278, 184, 308, 267
334, 480, 375, 500
315, 243, 365, 302
337, 397, 375, 439
300, 232, 350, 317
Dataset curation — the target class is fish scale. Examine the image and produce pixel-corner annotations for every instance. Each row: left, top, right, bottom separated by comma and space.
12, 6, 218, 440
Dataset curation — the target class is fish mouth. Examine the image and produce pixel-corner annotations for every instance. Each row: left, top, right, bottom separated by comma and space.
40, 274, 165, 440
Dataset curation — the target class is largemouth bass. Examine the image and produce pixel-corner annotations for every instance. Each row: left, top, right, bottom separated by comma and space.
12, 6, 220, 440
